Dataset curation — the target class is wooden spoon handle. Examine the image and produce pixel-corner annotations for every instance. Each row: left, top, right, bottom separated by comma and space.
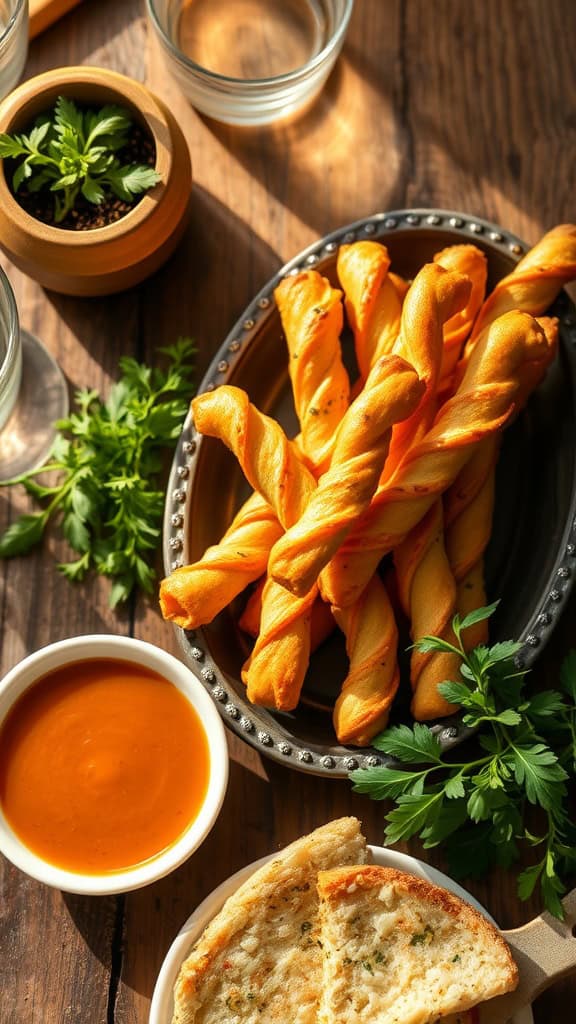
478, 888, 576, 1023
29, 0, 84, 39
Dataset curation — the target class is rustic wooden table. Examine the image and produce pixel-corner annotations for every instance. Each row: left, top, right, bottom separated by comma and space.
1, 1, 575, 1021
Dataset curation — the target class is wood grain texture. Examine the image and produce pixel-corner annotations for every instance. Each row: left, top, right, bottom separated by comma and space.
1, 0, 575, 1021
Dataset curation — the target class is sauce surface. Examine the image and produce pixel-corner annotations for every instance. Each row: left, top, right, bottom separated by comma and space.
0, 658, 210, 874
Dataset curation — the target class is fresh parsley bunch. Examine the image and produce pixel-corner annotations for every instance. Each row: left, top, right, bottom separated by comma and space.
351, 604, 576, 919
0, 339, 196, 607
0, 95, 161, 223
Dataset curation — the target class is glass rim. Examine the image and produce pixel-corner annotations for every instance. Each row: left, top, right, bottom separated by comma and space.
145, 0, 354, 89
0, 265, 20, 394
0, 0, 28, 46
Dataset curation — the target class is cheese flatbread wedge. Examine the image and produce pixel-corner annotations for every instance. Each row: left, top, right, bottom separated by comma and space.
172, 817, 368, 1024
317, 865, 518, 1024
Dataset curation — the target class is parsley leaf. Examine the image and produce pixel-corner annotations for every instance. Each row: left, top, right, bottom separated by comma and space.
350, 604, 576, 919
0, 339, 196, 606
0, 96, 161, 222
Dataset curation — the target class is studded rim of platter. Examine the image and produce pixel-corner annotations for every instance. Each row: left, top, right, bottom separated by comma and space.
162, 209, 576, 778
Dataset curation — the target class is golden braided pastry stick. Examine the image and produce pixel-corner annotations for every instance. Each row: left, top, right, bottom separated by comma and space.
238, 272, 349, 708
405, 318, 561, 718
268, 354, 424, 598
332, 575, 400, 745
328, 265, 470, 742
275, 271, 350, 473
381, 264, 472, 478
192, 386, 317, 529
239, 576, 335, 651
322, 310, 552, 609
336, 241, 403, 381
242, 577, 317, 710
430, 226, 573, 655
243, 272, 349, 693
387, 250, 486, 718
400, 316, 559, 721
193, 357, 422, 710
433, 244, 488, 389
445, 315, 561, 649
159, 490, 281, 628
191, 388, 320, 710
394, 501, 462, 721
467, 224, 576, 346
389, 271, 410, 303
159, 273, 347, 630
442, 226, 576, 635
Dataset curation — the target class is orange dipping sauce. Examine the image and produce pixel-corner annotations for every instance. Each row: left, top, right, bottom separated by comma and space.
0, 659, 210, 874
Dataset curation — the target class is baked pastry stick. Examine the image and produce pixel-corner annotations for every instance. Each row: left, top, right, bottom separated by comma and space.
268, 355, 424, 598
464, 223, 576, 354
443, 222, 576, 636
246, 270, 350, 654
190, 386, 317, 709
445, 316, 560, 649
193, 356, 422, 710
326, 266, 470, 743
269, 267, 469, 599
336, 240, 403, 382
275, 270, 350, 474
332, 574, 400, 744
381, 264, 472, 481
239, 575, 335, 651
159, 273, 347, 629
394, 500, 462, 720
433, 243, 488, 390
321, 310, 552, 610
159, 491, 281, 628
402, 318, 560, 722
414, 225, 573, 696
387, 250, 486, 717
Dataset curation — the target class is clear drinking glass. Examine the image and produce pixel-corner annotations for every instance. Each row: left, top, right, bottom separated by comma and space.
0, 0, 28, 100
147, 0, 354, 126
0, 266, 68, 482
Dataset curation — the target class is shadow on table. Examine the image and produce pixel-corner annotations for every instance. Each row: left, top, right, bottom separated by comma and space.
194, 46, 404, 241
26, 0, 148, 83
43, 184, 281, 381
62, 753, 274, 999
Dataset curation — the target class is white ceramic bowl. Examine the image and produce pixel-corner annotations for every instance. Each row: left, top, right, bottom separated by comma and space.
149, 845, 533, 1024
0, 635, 229, 895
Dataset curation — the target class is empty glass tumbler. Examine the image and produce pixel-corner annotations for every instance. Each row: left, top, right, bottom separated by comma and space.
0, 0, 28, 101
0, 266, 68, 482
147, 0, 355, 126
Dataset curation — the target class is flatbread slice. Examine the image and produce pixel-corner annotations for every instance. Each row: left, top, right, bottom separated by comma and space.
317, 865, 518, 1024
172, 817, 368, 1024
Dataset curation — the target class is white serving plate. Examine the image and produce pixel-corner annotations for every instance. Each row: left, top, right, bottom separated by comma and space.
149, 844, 533, 1024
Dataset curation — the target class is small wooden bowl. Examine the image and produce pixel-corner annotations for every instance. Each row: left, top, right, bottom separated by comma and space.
0, 66, 192, 296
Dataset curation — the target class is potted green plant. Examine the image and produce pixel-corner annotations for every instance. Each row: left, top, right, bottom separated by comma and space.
0, 66, 193, 296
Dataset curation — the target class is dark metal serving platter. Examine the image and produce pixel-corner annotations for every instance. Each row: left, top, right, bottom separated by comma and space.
163, 209, 576, 777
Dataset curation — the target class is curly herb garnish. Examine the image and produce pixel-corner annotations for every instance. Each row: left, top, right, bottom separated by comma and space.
351, 603, 576, 919
0, 95, 161, 223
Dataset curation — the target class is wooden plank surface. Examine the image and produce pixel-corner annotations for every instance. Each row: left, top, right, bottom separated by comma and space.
1, 0, 575, 1021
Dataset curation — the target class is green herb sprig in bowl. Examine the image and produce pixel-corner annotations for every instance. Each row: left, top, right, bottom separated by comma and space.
0, 95, 161, 225
0, 338, 196, 607
351, 604, 576, 919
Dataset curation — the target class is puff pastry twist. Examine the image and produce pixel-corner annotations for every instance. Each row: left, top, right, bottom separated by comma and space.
322, 310, 552, 609
193, 356, 422, 711
336, 241, 403, 382
268, 354, 424, 598
159, 273, 347, 630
